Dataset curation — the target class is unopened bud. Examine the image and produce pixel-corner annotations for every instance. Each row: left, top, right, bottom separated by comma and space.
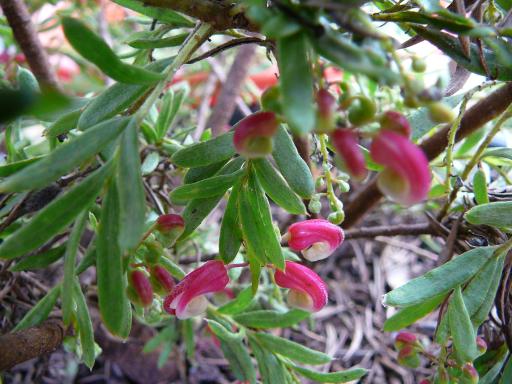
348, 96, 376, 126
308, 197, 322, 214
150, 265, 176, 295
315, 89, 337, 134
155, 214, 185, 247
395, 331, 417, 350
412, 57, 426, 73
144, 239, 164, 264
129, 270, 153, 307
476, 336, 487, 354
328, 210, 345, 225
460, 363, 478, 384
233, 111, 278, 158
380, 111, 411, 137
397, 345, 420, 368
428, 102, 455, 124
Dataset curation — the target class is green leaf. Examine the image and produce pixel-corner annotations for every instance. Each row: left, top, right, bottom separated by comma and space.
383, 246, 496, 307
183, 160, 227, 184
233, 309, 309, 329
159, 257, 186, 279
0, 162, 115, 259
219, 181, 243, 264
62, 211, 88, 326
383, 293, 446, 332
253, 158, 306, 215
0, 117, 128, 192
75, 245, 96, 276
169, 169, 243, 204
117, 119, 146, 250
96, 181, 132, 338
290, 364, 367, 383
473, 169, 489, 205
218, 286, 254, 315
171, 131, 236, 168
72, 280, 96, 369
239, 170, 284, 269
62, 17, 164, 85
129, 33, 189, 49
248, 335, 287, 384
465, 201, 512, 227
78, 58, 173, 130
207, 320, 257, 384
45, 109, 81, 138
277, 32, 314, 135
0, 157, 43, 178
141, 152, 160, 175
448, 286, 478, 362
112, 0, 194, 27
10, 245, 66, 271
253, 333, 331, 365
13, 285, 60, 331
143, 323, 176, 353
272, 126, 314, 198
155, 89, 185, 140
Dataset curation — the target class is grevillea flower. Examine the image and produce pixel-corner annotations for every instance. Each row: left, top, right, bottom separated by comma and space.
155, 214, 185, 247
150, 265, 176, 295
233, 111, 278, 158
284, 219, 344, 261
380, 111, 411, 137
163, 260, 229, 319
316, 89, 337, 133
330, 129, 367, 180
129, 270, 153, 307
274, 261, 328, 312
370, 130, 430, 205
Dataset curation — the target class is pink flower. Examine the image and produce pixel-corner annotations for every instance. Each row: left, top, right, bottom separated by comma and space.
163, 260, 229, 319
370, 130, 430, 205
380, 111, 411, 137
129, 270, 154, 307
330, 129, 367, 180
284, 219, 344, 261
233, 111, 278, 158
316, 89, 337, 133
274, 261, 328, 312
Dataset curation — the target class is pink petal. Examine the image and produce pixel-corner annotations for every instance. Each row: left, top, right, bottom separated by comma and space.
274, 261, 328, 312
330, 129, 367, 180
287, 219, 344, 259
370, 130, 430, 205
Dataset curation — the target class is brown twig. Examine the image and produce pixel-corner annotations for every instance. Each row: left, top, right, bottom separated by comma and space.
343, 82, 512, 228
0, 0, 59, 89
187, 37, 267, 65
344, 222, 437, 239
0, 320, 65, 371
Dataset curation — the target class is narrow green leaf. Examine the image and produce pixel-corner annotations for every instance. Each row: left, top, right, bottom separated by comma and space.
473, 169, 489, 205
383, 246, 496, 307
13, 285, 60, 331
277, 32, 314, 134
465, 201, 512, 227
183, 319, 195, 361
272, 126, 314, 198
0, 156, 43, 177
219, 182, 243, 264
233, 309, 309, 329
253, 158, 306, 215
75, 245, 96, 276
62, 17, 164, 85
239, 170, 284, 269
78, 58, 173, 130
117, 119, 146, 250
383, 293, 446, 332
72, 280, 96, 369
62, 211, 88, 326
207, 320, 257, 384
10, 245, 66, 271
0, 162, 115, 259
171, 131, 236, 168
112, 0, 194, 27
248, 335, 287, 384
218, 286, 254, 315
141, 152, 160, 175
96, 181, 132, 337
170, 169, 243, 204
254, 333, 331, 365
290, 364, 367, 383
155, 89, 185, 140
45, 109, 81, 138
0, 117, 128, 192
448, 286, 478, 362
129, 33, 188, 49
159, 257, 186, 279
183, 160, 227, 184
143, 323, 176, 353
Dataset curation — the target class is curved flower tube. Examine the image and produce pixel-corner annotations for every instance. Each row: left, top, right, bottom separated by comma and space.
284, 219, 344, 261
370, 130, 430, 205
163, 260, 229, 319
330, 128, 367, 180
274, 261, 328, 312
233, 111, 278, 158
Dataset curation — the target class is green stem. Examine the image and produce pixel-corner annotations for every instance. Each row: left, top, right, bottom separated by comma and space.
319, 134, 340, 212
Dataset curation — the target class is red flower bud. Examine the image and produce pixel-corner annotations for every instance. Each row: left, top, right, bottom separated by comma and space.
316, 89, 337, 133
380, 111, 411, 137
330, 129, 367, 180
155, 214, 185, 247
397, 344, 420, 368
233, 111, 278, 158
395, 331, 417, 349
460, 363, 478, 384
476, 336, 487, 353
163, 260, 229, 319
274, 261, 328, 312
284, 219, 344, 261
419, 380, 431, 384
150, 265, 176, 294
129, 270, 153, 307
370, 130, 431, 205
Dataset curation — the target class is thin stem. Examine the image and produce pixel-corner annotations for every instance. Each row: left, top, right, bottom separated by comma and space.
319, 134, 341, 214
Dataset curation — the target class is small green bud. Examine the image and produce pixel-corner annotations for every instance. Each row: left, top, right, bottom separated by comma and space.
328, 210, 345, 225
412, 56, 426, 73
308, 197, 322, 214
